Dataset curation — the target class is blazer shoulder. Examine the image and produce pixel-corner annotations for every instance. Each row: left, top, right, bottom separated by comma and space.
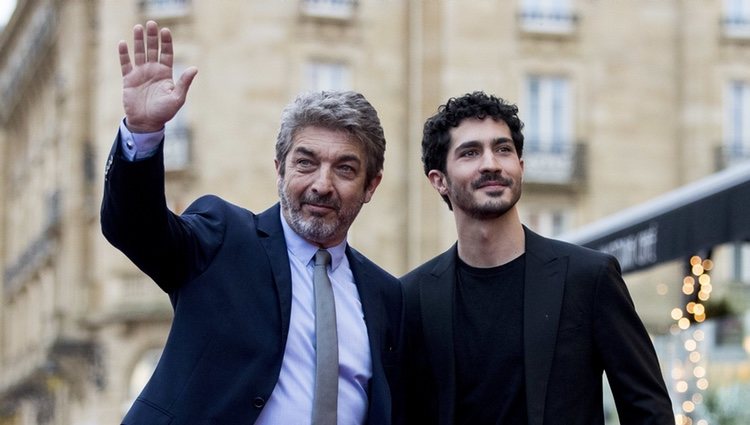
400, 245, 455, 287
348, 246, 399, 286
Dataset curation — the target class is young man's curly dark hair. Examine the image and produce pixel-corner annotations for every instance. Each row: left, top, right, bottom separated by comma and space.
421, 91, 525, 177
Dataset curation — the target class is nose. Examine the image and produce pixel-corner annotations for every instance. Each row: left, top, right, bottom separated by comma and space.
310, 167, 334, 195
479, 150, 501, 172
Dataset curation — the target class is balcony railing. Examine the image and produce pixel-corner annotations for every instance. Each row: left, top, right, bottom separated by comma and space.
722, 16, 750, 39
140, 0, 191, 19
519, 9, 578, 35
522, 142, 587, 186
715, 144, 750, 170
301, 0, 356, 20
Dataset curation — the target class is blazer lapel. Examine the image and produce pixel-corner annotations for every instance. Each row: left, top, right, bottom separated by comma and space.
523, 228, 567, 425
257, 203, 294, 343
347, 248, 391, 424
420, 245, 458, 424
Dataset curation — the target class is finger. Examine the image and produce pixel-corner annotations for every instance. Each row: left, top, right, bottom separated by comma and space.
175, 66, 198, 101
146, 20, 159, 62
133, 24, 145, 66
118, 40, 132, 77
159, 28, 173, 68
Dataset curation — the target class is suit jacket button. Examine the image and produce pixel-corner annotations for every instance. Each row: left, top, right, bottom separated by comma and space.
253, 397, 265, 408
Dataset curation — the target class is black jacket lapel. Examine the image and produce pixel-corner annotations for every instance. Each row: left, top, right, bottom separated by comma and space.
420, 245, 458, 424
523, 228, 567, 425
257, 203, 293, 343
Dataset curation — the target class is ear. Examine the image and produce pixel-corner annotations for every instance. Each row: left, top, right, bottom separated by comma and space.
427, 169, 448, 196
362, 172, 383, 204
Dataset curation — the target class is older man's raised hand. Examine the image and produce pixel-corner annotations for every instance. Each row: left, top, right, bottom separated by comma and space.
119, 20, 197, 133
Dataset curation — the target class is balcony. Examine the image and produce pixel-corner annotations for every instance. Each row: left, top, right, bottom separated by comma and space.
722, 15, 750, 40
518, 9, 578, 36
139, 0, 191, 19
97, 274, 172, 324
715, 144, 750, 170
300, 0, 356, 20
522, 142, 587, 187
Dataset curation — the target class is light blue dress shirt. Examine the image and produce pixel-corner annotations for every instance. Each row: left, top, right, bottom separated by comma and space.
118, 120, 372, 424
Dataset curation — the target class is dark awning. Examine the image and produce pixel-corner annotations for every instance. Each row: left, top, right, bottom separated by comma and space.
559, 162, 750, 274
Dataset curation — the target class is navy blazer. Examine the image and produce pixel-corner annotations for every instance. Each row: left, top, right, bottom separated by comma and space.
101, 137, 403, 425
401, 228, 673, 425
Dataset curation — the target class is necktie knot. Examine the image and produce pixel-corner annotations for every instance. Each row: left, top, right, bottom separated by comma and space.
315, 249, 332, 267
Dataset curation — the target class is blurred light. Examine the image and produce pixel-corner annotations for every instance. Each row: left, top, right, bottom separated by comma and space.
698, 274, 710, 286
697, 292, 710, 301
670, 324, 681, 335
743, 336, 750, 354
657, 283, 668, 295
694, 313, 706, 323
676, 380, 689, 392
701, 283, 712, 293
682, 284, 694, 295
671, 367, 684, 380
678, 318, 691, 329
689, 351, 701, 363
693, 330, 705, 341
693, 304, 705, 316
686, 302, 696, 314
684, 340, 697, 351
691, 264, 704, 275
671, 308, 683, 320
692, 393, 703, 404
690, 256, 702, 266
682, 400, 695, 412
702, 259, 713, 270
693, 366, 705, 378
696, 378, 709, 390
697, 420, 708, 425
683, 276, 695, 286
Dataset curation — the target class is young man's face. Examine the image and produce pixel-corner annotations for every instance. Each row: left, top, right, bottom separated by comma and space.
276, 126, 381, 247
429, 117, 523, 220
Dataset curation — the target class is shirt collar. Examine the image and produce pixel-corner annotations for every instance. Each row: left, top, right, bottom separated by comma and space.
280, 209, 347, 270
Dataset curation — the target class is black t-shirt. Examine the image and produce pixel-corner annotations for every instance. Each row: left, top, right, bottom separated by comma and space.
454, 254, 528, 425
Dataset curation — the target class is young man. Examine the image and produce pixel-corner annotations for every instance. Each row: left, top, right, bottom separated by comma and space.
401, 91, 673, 424
101, 21, 402, 425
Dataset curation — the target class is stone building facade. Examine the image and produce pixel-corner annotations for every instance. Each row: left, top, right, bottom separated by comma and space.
1, 0, 750, 423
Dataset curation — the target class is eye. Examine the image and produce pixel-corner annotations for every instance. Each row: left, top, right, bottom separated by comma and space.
337, 164, 357, 176
459, 149, 478, 158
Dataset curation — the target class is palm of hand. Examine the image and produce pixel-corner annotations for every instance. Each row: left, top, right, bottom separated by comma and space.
123, 62, 182, 131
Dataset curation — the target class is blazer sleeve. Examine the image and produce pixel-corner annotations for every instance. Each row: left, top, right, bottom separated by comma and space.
592, 255, 675, 424
100, 131, 225, 293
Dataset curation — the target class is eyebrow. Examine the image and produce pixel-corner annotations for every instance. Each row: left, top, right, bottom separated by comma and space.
292, 146, 363, 165
454, 137, 513, 151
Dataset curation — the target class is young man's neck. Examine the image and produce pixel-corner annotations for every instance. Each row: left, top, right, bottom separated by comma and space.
454, 208, 525, 268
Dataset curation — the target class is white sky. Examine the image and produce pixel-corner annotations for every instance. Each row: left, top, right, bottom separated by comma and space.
0, 0, 16, 26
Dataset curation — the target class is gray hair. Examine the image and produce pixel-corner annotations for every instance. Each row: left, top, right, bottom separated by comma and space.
276, 91, 386, 184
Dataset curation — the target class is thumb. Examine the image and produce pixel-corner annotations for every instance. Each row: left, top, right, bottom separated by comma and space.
175, 66, 198, 101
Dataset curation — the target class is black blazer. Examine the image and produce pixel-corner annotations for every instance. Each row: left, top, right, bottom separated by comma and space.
401, 227, 673, 425
101, 137, 403, 425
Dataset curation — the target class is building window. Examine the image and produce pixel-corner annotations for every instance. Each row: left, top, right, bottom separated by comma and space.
140, 0, 190, 18
723, 0, 750, 38
722, 80, 750, 168
521, 208, 571, 237
525, 75, 572, 152
305, 60, 352, 92
519, 0, 576, 34
301, 0, 356, 20
523, 75, 579, 184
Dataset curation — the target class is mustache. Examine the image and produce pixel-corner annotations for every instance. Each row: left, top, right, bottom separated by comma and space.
471, 173, 513, 190
300, 193, 340, 210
